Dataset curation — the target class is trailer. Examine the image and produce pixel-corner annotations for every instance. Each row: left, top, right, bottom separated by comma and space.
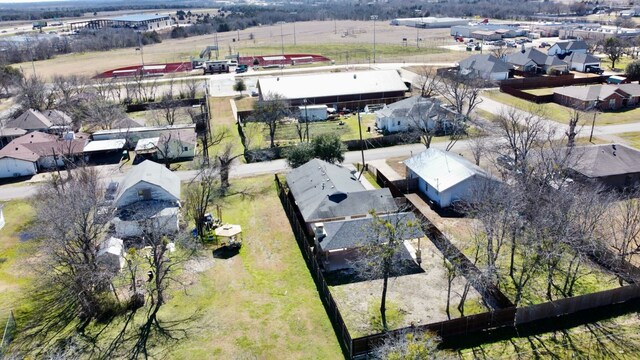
203, 61, 230, 74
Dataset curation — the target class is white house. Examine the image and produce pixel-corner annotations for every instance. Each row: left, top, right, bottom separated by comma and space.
112, 160, 181, 237
562, 52, 601, 73
155, 129, 197, 160
547, 40, 588, 56
404, 148, 499, 208
97, 237, 126, 273
374, 96, 457, 134
298, 105, 328, 121
457, 54, 513, 81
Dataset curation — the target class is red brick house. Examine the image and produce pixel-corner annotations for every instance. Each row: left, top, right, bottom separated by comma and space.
553, 84, 640, 110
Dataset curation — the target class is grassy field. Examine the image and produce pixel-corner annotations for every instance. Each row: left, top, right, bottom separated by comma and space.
619, 132, 640, 149
522, 87, 554, 96
11, 20, 457, 79
484, 90, 640, 126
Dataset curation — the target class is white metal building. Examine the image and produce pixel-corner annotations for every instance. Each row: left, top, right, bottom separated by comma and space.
404, 149, 498, 208
390, 17, 468, 28
298, 105, 328, 121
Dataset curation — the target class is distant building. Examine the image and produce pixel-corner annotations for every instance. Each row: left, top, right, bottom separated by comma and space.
451, 24, 526, 39
506, 48, 568, 74
69, 14, 173, 32
390, 17, 467, 28
6, 109, 72, 134
547, 40, 589, 56
256, 70, 408, 108
404, 148, 499, 208
457, 54, 513, 81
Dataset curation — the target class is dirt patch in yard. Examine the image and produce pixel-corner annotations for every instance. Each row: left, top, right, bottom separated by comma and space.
331, 238, 486, 337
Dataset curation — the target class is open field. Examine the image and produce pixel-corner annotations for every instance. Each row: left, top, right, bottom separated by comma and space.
484, 90, 640, 126
11, 20, 460, 79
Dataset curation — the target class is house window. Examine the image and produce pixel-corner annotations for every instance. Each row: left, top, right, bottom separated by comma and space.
183, 146, 189, 152
138, 188, 151, 200
609, 99, 616, 109
397, 121, 401, 125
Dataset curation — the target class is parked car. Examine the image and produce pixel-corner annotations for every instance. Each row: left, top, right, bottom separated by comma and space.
586, 67, 604, 74
539, 42, 550, 48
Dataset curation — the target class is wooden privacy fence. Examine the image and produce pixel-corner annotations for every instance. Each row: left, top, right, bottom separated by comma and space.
274, 175, 353, 357
500, 74, 608, 90
276, 174, 640, 359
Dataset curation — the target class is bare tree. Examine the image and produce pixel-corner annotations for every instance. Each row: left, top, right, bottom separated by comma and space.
15, 74, 54, 111
469, 134, 489, 166
216, 142, 243, 193
184, 161, 221, 241
151, 97, 183, 126
23, 168, 116, 348
83, 99, 127, 130
415, 66, 440, 98
438, 73, 483, 119
180, 79, 200, 99
566, 107, 583, 148
490, 44, 512, 59
352, 211, 422, 332
494, 105, 546, 175
248, 92, 289, 148
607, 191, 640, 285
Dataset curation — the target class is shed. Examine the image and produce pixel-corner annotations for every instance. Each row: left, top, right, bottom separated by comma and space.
97, 237, 125, 273
298, 105, 328, 121
404, 148, 499, 208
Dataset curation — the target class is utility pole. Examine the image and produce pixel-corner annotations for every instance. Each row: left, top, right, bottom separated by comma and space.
278, 21, 285, 55
590, 97, 599, 143
371, 15, 378, 64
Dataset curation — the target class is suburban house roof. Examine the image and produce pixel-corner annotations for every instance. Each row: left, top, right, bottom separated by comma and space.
115, 160, 181, 206
92, 124, 195, 137
317, 212, 424, 251
563, 52, 600, 65
111, 117, 143, 129
0, 131, 85, 162
158, 129, 197, 147
566, 144, 640, 178
552, 40, 588, 52
285, 159, 398, 222
375, 96, 453, 122
6, 109, 53, 130
0, 128, 27, 137
404, 148, 494, 192
507, 48, 566, 68
5, 109, 72, 131
257, 70, 408, 101
553, 84, 640, 102
458, 54, 513, 76
83, 139, 127, 153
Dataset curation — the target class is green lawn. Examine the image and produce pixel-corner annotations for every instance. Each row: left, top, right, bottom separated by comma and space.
521, 88, 554, 96
266, 114, 378, 147
0, 201, 36, 323
484, 90, 640, 126
158, 176, 343, 359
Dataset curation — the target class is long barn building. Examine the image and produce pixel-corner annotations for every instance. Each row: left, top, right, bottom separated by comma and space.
255, 70, 409, 109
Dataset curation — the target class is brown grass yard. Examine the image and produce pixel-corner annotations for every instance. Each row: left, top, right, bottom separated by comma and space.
484, 90, 640, 126
13, 21, 460, 79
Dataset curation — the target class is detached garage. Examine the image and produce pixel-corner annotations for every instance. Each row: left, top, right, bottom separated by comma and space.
0, 155, 38, 178
404, 148, 499, 208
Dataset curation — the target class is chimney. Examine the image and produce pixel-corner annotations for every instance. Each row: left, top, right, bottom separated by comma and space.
313, 223, 326, 242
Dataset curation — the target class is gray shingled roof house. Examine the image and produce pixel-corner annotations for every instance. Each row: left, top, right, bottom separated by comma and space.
563, 52, 601, 72
548, 40, 589, 56
374, 96, 457, 134
553, 84, 640, 110
113, 160, 181, 238
565, 144, 640, 190
286, 159, 398, 225
457, 54, 513, 81
6, 109, 72, 133
313, 212, 424, 271
114, 160, 180, 208
507, 48, 568, 73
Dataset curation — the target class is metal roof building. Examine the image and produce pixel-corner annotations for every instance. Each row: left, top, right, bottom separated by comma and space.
390, 17, 468, 28
256, 70, 408, 107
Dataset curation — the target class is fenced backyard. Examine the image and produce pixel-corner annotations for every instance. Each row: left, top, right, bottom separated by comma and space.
276, 169, 640, 358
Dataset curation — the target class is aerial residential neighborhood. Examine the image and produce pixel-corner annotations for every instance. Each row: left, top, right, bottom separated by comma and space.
1, 0, 640, 359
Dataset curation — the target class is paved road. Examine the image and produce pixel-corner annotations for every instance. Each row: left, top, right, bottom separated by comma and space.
0, 139, 465, 202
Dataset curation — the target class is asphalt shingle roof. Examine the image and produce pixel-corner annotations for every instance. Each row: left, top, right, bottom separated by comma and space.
566, 144, 640, 178
115, 160, 181, 207
285, 159, 398, 222
317, 212, 424, 251
458, 54, 513, 76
